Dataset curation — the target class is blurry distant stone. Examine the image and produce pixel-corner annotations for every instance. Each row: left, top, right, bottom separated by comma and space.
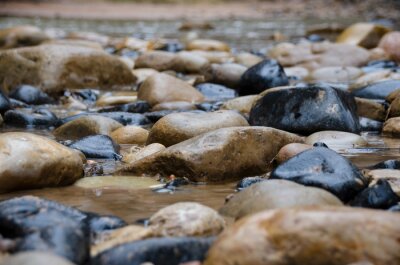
235, 176, 266, 191
359, 117, 383, 131
195, 101, 223, 112
66, 135, 120, 159
0, 90, 11, 114
284, 66, 309, 80
350, 179, 399, 209
138, 73, 204, 106
355, 97, 387, 121
190, 50, 233, 64
355, 70, 400, 88
383, 117, 400, 136
67, 31, 110, 46
275, 143, 312, 164
135, 51, 176, 71
132, 68, 159, 84
54, 115, 122, 140
110, 37, 152, 52
234, 52, 263, 67
337, 23, 390, 48
172, 51, 210, 74
220, 95, 260, 115
179, 21, 214, 31
379, 31, 400, 62
110, 126, 149, 145
362, 60, 399, 73
157, 41, 184, 53
45, 39, 103, 50
269, 42, 370, 70
0, 44, 136, 93
187, 39, 230, 52
370, 160, 400, 170
0, 252, 76, 265
195, 83, 237, 101
310, 67, 362, 83
98, 101, 151, 114
152, 101, 197, 111
206, 63, 247, 89
4, 108, 58, 128
75, 176, 159, 190
0, 25, 49, 49
95, 95, 137, 107
306, 34, 325, 42
306, 23, 345, 35
352, 80, 400, 100
238, 59, 289, 96
9, 85, 54, 105
305, 131, 367, 148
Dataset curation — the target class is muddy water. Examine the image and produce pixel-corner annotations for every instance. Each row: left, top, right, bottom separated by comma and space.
0, 16, 399, 222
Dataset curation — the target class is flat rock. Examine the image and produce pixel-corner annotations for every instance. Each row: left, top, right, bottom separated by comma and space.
305, 131, 367, 149
147, 110, 249, 147
75, 176, 159, 190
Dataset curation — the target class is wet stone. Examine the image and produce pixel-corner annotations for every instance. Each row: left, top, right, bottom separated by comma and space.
98, 101, 151, 114
370, 159, 400, 170
66, 135, 121, 160
235, 176, 266, 191
195, 101, 223, 112
195, 83, 237, 101
350, 179, 400, 209
359, 117, 383, 132
9, 98, 29, 108
144, 110, 204, 123
92, 237, 215, 265
249, 84, 361, 135
270, 147, 368, 202
0, 90, 11, 114
352, 80, 400, 100
95, 112, 151, 126
362, 60, 399, 73
4, 108, 58, 128
238, 59, 289, 96
9, 85, 54, 105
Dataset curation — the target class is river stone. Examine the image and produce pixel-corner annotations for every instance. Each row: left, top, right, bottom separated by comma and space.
359, 117, 383, 131
95, 112, 150, 126
383, 117, 400, 136
191, 50, 233, 64
366, 169, 400, 196
350, 179, 400, 209
135, 51, 176, 71
204, 207, 400, 265
0, 196, 89, 264
75, 176, 159, 190
66, 135, 120, 159
235, 52, 263, 67
172, 51, 210, 74
54, 115, 122, 140
305, 131, 367, 148
249, 84, 361, 135
138, 73, 204, 106
378, 31, 400, 62
147, 110, 249, 147
195, 83, 237, 101
0, 44, 136, 93
98, 101, 151, 114
0, 90, 11, 114
270, 147, 367, 202
268, 42, 370, 70
275, 143, 312, 164
110, 126, 148, 145
0, 114, 3, 126
9, 85, 54, 105
284, 66, 310, 80
336, 23, 391, 48
355, 97, 387, 121
187, 39, 230, 52
4, 108, 58, 128
238, 59, 288, 96
132, 68, 159, 84
206, 63, 247, 89
370, 159, 400, 170
352, 80, 400, 100
0, 132, 83, 192
309, 66, 362, 83
92, 237, 214, 265
95, 95, 137, 107
219, 95, 260, 114
122, 127, 303, 182
149, 202, 225, 237
0, 26, 49, 49
152, 101, 197, 111
122, 143, 166, 164
0, 252, 76, 265
220, 180, 343, 220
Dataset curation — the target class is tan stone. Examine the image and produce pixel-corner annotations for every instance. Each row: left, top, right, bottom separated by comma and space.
147, 110, 249, 147
235, 52, 263, 67
205, 63, 247, 88
151, 101, 197, 111
75, 176, 159, 190
191, 50, 233, 64
0, 132, 83, 192
135, 51, 176, 71
275, 143, 312, 164
132, 68, 159, 84
336, 23, 390, 48
53, 115, 123, 140
149, 202, 225, 237
204, 207, 400, 265
383, 117, 400, 136
122, 126, 304, 182
305, 131, 367, 148
220, 95, 260, 114
66, 31, 110, 46
187, 39, 230, 52
367, 169, 400, 196
44, 39, 103, 50
379, 31, 400, 62
172, 51, 210, 73
122, 143, 166, 164
95, 95, 137, 107
284, 66, 309, 80
110, 126, 149, 145
0, 44, 136, 93
0, 252, 75, 265
388, 95, 400, 118
219, 180, 343, 219
309, 66, 362, 83
138, 73, 204, 106
0, 26, 49, 49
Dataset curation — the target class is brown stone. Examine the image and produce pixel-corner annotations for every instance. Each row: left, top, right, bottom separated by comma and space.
356, 97, 387, 121
135, 51, 176, 71
336, 23, 391, 49
0, 26, 49, 49
383, 117, 400, 136
187, 39, 230, 52
122, 143, 166, 164
367, 169, 400, 196
204, 207, 400, 265
152, 101, 197, 111
147, 110, 249, 147
0, 252, 75, 265
379, 31, 400, 62
309, 66, 362, 83
0, 132, 83, 192
110, 126, 149, 145
275, 143, 312, 164
220, 95, 260, 115
121, 126, 303, 182
205, 63, 247, 88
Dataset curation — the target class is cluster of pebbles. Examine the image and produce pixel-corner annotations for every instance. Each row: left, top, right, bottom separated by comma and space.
0, 22, 400, 265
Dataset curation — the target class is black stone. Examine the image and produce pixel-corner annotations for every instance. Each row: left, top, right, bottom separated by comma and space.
270, 147, 368, 202
195, 83, 237, 101
98, 101, 151, 114
0, 196, 90, 265
84, 212, 127, 238
236, 176, 266, 191
71, 89, 99, 103
388, 204, 400, 212
359, 117, 383, 132
157, 41, 184, 53
92, 237, 215, 265
9, 98, 29, 108
249, 84, 361, 135
66, 135, 121, 160
4, 108, 58, 128
0, 90, 11, 114
60, 112, 150, 126
350, 179, 400, 209
238, 59, 289, 96
9, 85, 54, 105
370, 159, 400, 170
352, 80, 400, 100
195, 101, 223, 112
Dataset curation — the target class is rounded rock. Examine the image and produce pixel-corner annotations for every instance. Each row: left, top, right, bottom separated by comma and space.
305, 131, 367, 148
110, 126, 149, 145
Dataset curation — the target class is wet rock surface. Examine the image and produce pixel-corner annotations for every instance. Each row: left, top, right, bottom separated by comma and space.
9, 85, 54, 105
4, 108, 58, 128
66, 135, 121, 159
249, 84, 361, 135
